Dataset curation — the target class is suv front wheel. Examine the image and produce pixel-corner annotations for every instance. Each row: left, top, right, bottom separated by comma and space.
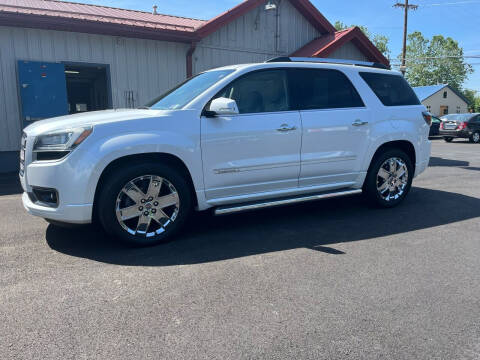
363, 149, 414, 208
97, 162, 192, 246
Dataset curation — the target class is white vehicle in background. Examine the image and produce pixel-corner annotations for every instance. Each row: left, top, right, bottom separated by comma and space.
20, 57, 431, 246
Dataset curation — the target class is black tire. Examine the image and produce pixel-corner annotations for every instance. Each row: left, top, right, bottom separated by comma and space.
97, 162, 193, 246
444, 137, 454, 143
469, 131, 480, 144
363, 149, 414, 208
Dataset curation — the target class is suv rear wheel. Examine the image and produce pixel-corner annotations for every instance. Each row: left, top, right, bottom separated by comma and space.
97, 162, 192, 246
363, 149, 413, 208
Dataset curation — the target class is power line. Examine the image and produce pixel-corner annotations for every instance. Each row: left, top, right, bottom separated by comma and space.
420, 0, 480, 7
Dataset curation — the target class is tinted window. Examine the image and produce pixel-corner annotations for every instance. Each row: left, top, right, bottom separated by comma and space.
360, 72, 420, 106
214, 70, 289, 114
290, 69, 364, 110
148, 69, 234, 110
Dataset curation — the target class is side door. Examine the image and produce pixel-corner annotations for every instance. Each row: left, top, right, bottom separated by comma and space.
289, 68, 371, 188
201, 69, 302, 201
17, 60, 68, 127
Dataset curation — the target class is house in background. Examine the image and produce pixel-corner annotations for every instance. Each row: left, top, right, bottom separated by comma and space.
0, 0, 389, 172
413, 84, 469, 117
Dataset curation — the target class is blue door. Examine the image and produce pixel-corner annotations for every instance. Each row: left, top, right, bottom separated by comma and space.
17, 61, 68, 126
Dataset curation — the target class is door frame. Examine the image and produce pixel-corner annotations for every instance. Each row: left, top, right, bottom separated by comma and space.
62, 61, 113, 110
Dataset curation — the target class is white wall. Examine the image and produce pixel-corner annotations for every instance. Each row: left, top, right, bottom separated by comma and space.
0, 26, 188, 151
422, 87, 469, 117
194, 0, 321, 73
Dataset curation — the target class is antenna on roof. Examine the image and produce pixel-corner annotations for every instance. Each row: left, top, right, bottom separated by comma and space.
152, 5, 158, 15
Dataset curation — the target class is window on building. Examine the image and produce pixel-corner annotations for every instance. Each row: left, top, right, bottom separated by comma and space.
289, 69, 364, 110
443, 91, 448, 98
457, 106, 461, 113
442, 106, 449, 115
427, 105, 431, 112
359, 72, 420, 106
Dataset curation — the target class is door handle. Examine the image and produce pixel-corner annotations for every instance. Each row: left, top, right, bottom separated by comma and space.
352, 119, 368, 126
277, 124, 297, 132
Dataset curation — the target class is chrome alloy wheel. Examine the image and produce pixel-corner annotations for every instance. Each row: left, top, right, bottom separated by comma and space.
376, 157, 409, 202
473, 132, 480, 143
115, 175, 180, 237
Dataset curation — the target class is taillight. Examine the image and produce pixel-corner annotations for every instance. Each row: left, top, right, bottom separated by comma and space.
458, 122, 468, 130
440, 122, 444, 130
422, 112, 432, 126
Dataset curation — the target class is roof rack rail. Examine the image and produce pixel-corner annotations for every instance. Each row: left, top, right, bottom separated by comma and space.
265, 57, 390, 70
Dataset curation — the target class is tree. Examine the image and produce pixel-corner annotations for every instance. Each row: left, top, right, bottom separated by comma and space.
403, 31, 473, 92
463, 89, 477, 111
463, 90, 480, 112
333, 21, 391, 59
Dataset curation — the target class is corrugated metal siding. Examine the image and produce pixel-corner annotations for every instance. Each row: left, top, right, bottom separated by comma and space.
0, 26, 188, 151
327, 42, 368, 62
194, 0, 320, 73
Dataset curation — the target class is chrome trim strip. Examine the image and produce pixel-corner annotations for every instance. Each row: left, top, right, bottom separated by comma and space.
214, 189, 362, 215
213, 161, 299, 174
301, 156, 356, 165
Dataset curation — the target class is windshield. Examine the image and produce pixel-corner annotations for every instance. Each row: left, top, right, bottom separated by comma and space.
146, 69, 235, 110
441, 114, 474, 122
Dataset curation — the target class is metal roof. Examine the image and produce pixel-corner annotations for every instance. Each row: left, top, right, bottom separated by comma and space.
413, 84, 469, 104
413, 84, 448, 101
0, 0, 206, 32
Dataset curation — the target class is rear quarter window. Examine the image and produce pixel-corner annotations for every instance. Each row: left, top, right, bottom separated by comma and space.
360, 72, 420, 107
289, 68, 364, 110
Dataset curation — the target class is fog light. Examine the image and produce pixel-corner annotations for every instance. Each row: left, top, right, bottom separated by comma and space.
31, 187, 58, 207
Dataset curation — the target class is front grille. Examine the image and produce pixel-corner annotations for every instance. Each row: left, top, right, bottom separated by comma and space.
19, 132, 27, 176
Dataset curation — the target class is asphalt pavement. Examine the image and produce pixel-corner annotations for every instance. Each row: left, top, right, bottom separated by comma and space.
1, 139, 479, 359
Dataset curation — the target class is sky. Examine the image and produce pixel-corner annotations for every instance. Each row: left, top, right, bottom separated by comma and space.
65, 0, 480, 92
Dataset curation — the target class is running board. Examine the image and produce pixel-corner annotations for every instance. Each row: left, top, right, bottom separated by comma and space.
214, 189, 362, 216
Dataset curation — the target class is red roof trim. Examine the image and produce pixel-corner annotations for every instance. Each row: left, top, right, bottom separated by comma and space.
291, 27, 390, 66
196, 0, 335, 39
0, 12, 198, 43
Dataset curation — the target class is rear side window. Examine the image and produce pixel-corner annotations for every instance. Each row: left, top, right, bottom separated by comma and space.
360, 72, 420, 106
289, 69, 364, 110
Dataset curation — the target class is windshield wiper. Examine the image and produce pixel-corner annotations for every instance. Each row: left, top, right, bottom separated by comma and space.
137, 106, 150, 110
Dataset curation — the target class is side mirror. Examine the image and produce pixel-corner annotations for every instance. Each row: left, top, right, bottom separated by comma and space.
208, 97, 239, 116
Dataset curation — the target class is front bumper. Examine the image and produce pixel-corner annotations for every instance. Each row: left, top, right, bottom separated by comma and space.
19, 135, 95, 224
22, 192, 92, 224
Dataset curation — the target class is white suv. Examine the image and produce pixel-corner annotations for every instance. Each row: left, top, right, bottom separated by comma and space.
20, 57, 431, 246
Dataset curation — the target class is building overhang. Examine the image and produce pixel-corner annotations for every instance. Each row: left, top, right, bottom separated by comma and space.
291, 27, 390, 67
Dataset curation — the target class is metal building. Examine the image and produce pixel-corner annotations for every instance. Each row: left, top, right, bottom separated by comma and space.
0, 0, 388, 172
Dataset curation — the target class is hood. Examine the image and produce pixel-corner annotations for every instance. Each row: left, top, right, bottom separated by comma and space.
23, 109, 170, 136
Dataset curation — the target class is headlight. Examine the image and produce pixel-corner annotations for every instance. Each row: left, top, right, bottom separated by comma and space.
34, 127, 93, 152
33, 127, 93, 161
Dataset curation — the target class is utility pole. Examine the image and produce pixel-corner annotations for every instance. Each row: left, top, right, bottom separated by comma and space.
394, 1, 418, 75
